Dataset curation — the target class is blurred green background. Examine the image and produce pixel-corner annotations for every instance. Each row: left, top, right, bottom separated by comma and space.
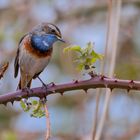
0, 0, 140, 140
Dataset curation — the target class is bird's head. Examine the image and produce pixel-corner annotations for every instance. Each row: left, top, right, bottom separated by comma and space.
30, 23, 65, 52
31, 22, 64, 41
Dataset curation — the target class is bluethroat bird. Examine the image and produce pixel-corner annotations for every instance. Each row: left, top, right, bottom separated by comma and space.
14, 23, 65, 89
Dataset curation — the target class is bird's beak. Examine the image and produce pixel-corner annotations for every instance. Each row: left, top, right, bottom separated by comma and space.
56, 36, 66, 43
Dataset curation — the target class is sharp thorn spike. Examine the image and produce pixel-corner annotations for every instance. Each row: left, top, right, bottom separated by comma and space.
100, 75, 105, 80
130, 80, 134, 83
60, 92, 64, 96
11, 101, 14, 105
84, 89, 88, 94
46, 82, 55, 88
51, 82, 56, 87
127, 88, 130, 93
129, 81, 134, 88
110, 88, 113, 92
74, 80, 78, 84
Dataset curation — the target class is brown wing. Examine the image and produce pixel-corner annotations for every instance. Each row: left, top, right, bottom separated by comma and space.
14, 34, 28, 78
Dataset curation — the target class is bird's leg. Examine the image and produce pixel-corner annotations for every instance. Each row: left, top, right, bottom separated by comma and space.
22, 87, 33, 94
38, 77, 56, 99
38, 76, 55, 88
37, 76, 49, 99
38, 76, 47, 88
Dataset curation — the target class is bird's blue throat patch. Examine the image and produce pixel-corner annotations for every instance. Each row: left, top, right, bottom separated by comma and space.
31, 34, 58, 52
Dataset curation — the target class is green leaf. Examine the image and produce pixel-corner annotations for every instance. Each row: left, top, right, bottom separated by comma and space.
2, 131, 17, 140
91, 51, 103, 59
20, 100, 26, 110
30, 100, 46, 118
63, 45, 81, 53
20, 100, 30, 112
31, 100, 38, 105
70, 45, 81, 52
63, 47, 71, 53
31, 108, 45, 118
77, 63, 84, 71
91, 57, 98, 63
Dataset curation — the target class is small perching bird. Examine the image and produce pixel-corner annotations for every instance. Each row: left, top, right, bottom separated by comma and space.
14, 23, 65, 89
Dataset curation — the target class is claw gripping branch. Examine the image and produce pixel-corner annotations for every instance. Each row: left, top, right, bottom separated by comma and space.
1, 75, 140, 105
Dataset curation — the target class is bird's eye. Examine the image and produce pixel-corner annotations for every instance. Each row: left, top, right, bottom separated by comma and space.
51, 29, 56, 33
41, 28, 46, 32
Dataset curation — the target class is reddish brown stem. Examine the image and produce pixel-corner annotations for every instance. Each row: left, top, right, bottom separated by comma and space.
0, 75, 140, 105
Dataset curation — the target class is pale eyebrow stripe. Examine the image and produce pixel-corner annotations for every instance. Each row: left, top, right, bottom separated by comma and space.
48, 24, 57, 31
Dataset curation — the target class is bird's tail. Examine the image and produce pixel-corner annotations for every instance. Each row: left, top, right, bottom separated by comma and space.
17, 76, 32, 90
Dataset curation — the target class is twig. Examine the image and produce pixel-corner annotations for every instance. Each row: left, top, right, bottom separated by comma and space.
0, 62, 9, 79
42, 100, 51, 140
0, 75, 140, 105
92, 88, 101, 139
92, 0, 112, 138
95, 0, 122, 140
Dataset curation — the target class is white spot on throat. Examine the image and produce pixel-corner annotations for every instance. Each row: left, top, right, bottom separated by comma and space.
43, 41, 49, 46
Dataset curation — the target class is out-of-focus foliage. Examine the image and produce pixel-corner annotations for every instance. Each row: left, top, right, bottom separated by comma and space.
1, 131, 17, 140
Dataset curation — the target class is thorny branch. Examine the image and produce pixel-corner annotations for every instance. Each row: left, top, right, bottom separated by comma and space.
0, 75, 140, 105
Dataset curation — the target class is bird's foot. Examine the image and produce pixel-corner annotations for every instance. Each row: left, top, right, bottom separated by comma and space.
22, 87, 33, 95
42, 82, 55, 99
47, 82, 55, 87
42, 82, 55, 92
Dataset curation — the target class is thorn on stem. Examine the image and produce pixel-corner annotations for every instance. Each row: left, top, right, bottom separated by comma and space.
83, 89, 88, 94
60, 92, 64, 96
100, 75, 105, 80
47, 82, 56, 87
50, 82, 56, 87
110, 88, 113, 92
129, 80, 134, 88
46, 82, 56, 87
127, 88, 130, 93
11, 101, 14, 105
74, 80, 78, 84
130, 80, 134, 83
